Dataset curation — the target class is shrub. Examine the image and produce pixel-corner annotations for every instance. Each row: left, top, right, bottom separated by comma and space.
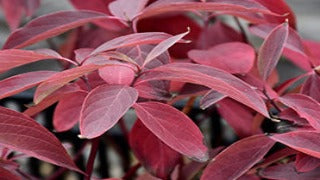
1, 0, 320, 179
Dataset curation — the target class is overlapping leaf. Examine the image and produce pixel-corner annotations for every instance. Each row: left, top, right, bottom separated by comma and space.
0, 106, 79, 171
201, 135, 275, 180
135, 63, 269, 116
80, 85, 138, 138
133, 102, 208, 162
109, 0, 149, 21
296, 153, 320, 172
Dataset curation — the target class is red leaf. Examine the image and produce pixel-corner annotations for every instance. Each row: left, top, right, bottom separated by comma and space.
90, 32, 187, 56
0, 71, 57, 100
201, 135, 275, 180
260, 162, 320, 180
109, 0, 149, 21
270, 130, 320, 159
134, 80, 171, 101
3, 10, 120, 49
200, 90, 226, 110
136, 0, 279, 21
53, 91, 87, 132
0, 106, 80, 172
189, 42, 255, 74
217, 98, 261, 138
34, 64, 102, 104
135, 63, 269, 117
69, 0, 113, 15
279, 94, 320, 131
257, 22, 289, 80
301, 73, 320, 102
143, 29, 189, 67
80, 85, 138, 138
296, 153, 320, 172
129, 120, 181, 179
98, 65, 135, 85
0, 166, 20, 180
0, 49, 74, 73
1, 0, 24, 31
133, 102, 208, 162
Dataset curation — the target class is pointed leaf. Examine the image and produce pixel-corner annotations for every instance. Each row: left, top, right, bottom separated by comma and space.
98, 65, 135, 85
109, 0, 149, 21
3, 10, 120, 49
296, 153, 320, 172
0, 49, 74, 73
0, 166, 20, 180
201, 135, 275, 180
0, 71, 57, 100
143, 29, 189, 67
189, 42, 255, 74
301, 73, 320, 102
270, 131, 320, 159
279, 93, 320, 131
130, 120, 181, 179
133, 102, 209, 162
257, 22, 289, 80
90, 32, 187, 56
200, 90, 226, 109
135, 63, 269, 117
53, 91, 87, 132
0, 106, 79, 171
80, 85, 138, 138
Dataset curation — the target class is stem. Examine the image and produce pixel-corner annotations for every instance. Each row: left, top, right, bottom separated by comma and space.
233, 17, 249, 44
182, 96, 197, 115
262, 88, 281, 113
85, 138, 100, 180
122, 163, 141, 180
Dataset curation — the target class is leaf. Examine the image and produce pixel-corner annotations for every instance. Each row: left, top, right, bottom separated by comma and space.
133, 102, 209, 162
257, 22, 289, 80
301, 73, 320, 102
34, 64, 102, 104
90, 32, 188, 56
109, 0, 149, 21
200, 90, 226, 109
0, 166, 20, 180
260, 162, 320, 180
80, 84, 138, 138
135, 63, 269, 117
136, 0, 280, 21
3, 10, 120, 49
0, 49, 74, 73
129, 120, 181, 179
98, 65, 135, 85
143, 29, 190, 67
201, 135, 275, 180
278, 93, 320, 131
134, 80, 171, 101
69, 0, 113, 15
0, 71, 57, 100
0, 106, 80, 172
53, 91, 87, 132
189, 42, 255, 74
270, 130, 320, 159
296, 153, 320, 172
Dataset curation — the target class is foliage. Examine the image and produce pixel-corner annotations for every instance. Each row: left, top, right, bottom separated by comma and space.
1, 0, 320, 179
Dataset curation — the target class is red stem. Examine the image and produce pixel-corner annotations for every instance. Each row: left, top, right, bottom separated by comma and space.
122, 163, 141, 180
85, 138, 100, 180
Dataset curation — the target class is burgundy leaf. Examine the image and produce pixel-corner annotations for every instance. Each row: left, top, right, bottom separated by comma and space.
136, 0, 279, 21
201, 135, 275, 180
270, 130, 320, 159
296, 153, 320, 172
260, 162, 320, 180
69, 0, 113, 15
135, 63, 269, 117
0, 49, 74, 73
143, 29, 190, 67
257, 22, 289, 80
133, 102, 209, 162
134, 80, 171, 101
129, 120, 181, 179
80, 84, 138, 138
53, 91, 87, 132
0, 71, 57, 100
0, 106, 79, 172
1, 0, 24, 31
200, 90, 226, 109
34, 64, 102, 104
217, 98, 260, 138
301, 73, 320, 102
0, 166, 20, 180
3, 10, 120, 49
98, 65, 135, 85
279, 93, 320, 131
90, 32, 187, 56
189, 42, 255, 74
109, 0, 149, 21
